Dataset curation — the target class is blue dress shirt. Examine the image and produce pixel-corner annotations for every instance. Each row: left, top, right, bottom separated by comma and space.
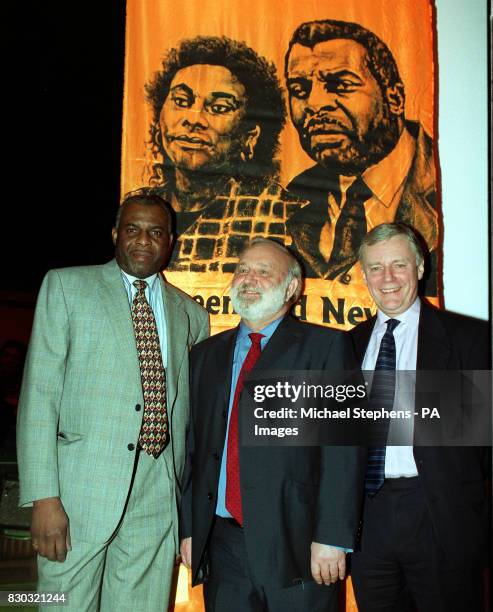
215, 315, 350, 552
215, 317, 282, 517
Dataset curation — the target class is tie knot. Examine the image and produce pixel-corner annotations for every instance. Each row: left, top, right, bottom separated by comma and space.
133, 280, 147, 293
385, 319, 400, 333
248, 332, 264, 347
346, 176, 372, 202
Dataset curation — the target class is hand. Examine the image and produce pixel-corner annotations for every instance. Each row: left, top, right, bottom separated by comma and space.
310, 542, 346, 585
180, 537, 192, 568
31, 497, 71, 562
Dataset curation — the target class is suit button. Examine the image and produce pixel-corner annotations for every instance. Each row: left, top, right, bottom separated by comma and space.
207, 492, 213, 500
128, 443, 135, 451
213, 453, 220, 460
135, 404, 141, 412
340, 273, 351, 285
222, 411, 227, 419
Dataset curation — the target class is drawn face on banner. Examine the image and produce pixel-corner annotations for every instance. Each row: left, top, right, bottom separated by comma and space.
122, 10, 441, 334
286, 38, 402, 175
159, 64, 260, 173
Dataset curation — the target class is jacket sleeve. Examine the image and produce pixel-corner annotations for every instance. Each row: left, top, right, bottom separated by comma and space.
180, 346, 201, 540
313, 331, 366, 548
196, 310, 210, 345
16, 270, 69, 507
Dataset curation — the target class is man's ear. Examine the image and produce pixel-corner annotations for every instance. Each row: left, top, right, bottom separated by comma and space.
111, 227, 118, 246
241, 125, 261, 161
360, 263, 368, 287
385, 83, 405, 116
285, 278, 299, 303
417, 260, 425, 281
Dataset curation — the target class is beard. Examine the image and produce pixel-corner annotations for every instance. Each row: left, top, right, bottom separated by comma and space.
231, 276, 291, 323
299, 107, 401, 176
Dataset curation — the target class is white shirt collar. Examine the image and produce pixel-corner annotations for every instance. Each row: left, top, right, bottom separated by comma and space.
120, 270, 158, 290
375, 297, 421, 330
361, 126, 415, 208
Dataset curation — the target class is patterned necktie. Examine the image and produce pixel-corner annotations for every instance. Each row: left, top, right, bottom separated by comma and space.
365, 318, 401, 495
226, 332, 265, 525
131, 280, 168, 458
327, 176, 371, 279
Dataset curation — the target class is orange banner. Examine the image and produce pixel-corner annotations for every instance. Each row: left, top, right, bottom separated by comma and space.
122, 0, 440, 336
122, 1, 440, 609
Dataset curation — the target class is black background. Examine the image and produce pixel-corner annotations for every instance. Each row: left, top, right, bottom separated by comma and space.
4, 1, 127, 292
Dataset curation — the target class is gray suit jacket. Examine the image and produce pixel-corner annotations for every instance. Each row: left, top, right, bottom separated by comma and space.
17, 259, 209, 545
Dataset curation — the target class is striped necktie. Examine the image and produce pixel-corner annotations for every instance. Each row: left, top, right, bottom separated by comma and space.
365, 318, 400, 495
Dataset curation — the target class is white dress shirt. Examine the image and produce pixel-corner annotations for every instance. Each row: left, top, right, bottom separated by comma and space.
362, 298, 421, 477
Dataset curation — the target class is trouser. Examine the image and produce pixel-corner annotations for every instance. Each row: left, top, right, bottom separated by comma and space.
351, 477, 483, 612
203, 516, 338, 612
37, 448, 176, 612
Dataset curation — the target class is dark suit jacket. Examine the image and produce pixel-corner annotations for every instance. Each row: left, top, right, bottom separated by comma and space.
181, 315, 365, 587
350, 300, 491, 568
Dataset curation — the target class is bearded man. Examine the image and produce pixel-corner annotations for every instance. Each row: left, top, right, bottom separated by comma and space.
284, 19, 438, 296
179, 238, 364, 612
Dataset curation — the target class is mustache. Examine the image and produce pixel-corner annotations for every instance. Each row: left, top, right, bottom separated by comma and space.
236, 282, 262, 294
302, 114, 354, 137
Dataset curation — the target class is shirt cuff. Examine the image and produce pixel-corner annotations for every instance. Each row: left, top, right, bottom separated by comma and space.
330, 545, 352, 553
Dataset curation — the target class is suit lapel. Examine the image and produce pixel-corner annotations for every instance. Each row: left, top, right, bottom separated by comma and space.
352, 301, 451, 446
160, 276, 188, 408
351, 301, 451, 370
99, 260, 140, 367
351, 317, 376, 365
414, 301, 450, 444
253, 316, 305, 371
214, 328, 238, 412
417, 300, 450, 370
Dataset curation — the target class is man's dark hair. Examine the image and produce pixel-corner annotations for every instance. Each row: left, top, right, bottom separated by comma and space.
116, 193, 174, 233
285, 19, 404, 108
146, 36, 286, 181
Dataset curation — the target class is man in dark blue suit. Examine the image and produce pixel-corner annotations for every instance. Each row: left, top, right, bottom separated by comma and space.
350, 223, 490, 611
181, 238, 364, 611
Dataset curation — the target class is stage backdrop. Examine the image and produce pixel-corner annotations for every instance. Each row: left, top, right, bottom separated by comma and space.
121, 1, 442, 609
122, 0, 442, 336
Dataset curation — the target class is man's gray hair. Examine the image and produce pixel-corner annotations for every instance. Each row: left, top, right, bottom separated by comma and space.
245, 238, 303, 302
358, 223, 424, 266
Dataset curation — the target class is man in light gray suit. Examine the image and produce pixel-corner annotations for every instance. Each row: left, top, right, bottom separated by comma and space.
17, 193, 209, 611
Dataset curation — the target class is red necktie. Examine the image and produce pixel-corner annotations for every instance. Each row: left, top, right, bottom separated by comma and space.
226, 332, 264, 525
